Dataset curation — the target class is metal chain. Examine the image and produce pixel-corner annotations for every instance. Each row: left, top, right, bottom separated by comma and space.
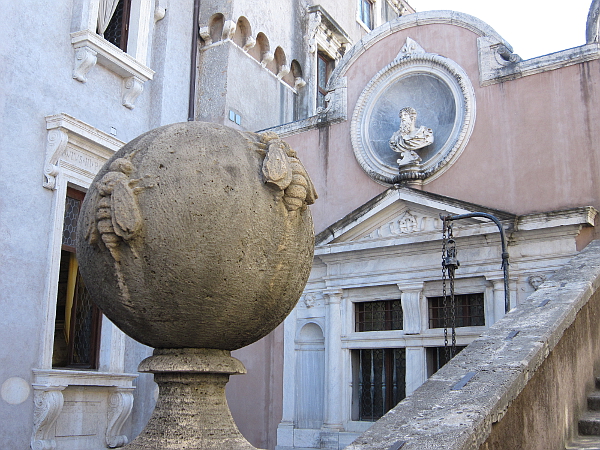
448, 223, 457, 357
442, 219, 449, 363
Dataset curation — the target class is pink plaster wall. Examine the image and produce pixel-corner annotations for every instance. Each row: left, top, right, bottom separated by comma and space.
288, 24, 600, 233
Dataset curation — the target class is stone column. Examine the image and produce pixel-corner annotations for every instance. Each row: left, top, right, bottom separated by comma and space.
321, 289, 344, 448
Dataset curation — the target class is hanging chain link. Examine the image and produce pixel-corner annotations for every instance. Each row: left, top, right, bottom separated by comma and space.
442, 218, 459, 361
448, 224, 457, 357
442, 219, 449, 362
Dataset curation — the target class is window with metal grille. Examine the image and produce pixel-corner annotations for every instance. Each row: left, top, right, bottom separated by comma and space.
53, 188, 102, 369
317, 52, 333, 110
352, 348, 406, 421
428, 293, 485, 329
103, 0, 132, 51
355, 299, 403, 332
359, 0, 373, 29
426, 346, 466, 377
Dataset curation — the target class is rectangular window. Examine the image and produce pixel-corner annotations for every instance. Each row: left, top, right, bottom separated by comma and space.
428, 293, 485, 329
53, 188, 102, 369
102, 0, 132, 51
317, 52, 333, 110
426, 346, 466, 377
355, 299, 403, 332
359, 0, 373, 29
353, 348, 406, 421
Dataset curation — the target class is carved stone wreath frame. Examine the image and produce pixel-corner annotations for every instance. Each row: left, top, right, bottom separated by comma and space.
350, 38, 476, 185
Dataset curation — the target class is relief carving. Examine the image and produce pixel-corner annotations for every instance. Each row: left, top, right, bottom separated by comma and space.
258, 132, 317, 211
528, 274, 547, 290
43, 129, 69, 190
106, 388, 134, 448
122, 76, 144, 110
31, 386, 66, 450
389, 107, 434, 166
84, 154, 154, 302
72, 46, 98, 83
361, 210, 442, 240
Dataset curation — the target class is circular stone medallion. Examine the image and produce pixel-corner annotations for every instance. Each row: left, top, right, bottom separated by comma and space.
351, 38, 476, 185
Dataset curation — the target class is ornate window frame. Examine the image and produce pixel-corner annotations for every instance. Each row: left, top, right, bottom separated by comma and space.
35, 113, 137, 450
350, 37, 476, 186
70, 0, 157, 109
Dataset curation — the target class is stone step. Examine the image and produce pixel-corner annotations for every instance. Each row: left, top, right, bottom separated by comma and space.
580, 412, 600, 436
589, 393, 600, 411
565, 435, 600, 450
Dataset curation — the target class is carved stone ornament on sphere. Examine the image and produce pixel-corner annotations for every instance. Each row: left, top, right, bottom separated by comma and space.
351, 37, 476, 185
76, 122, 317, 449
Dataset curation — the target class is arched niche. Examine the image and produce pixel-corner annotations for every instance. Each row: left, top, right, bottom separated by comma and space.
295, 322, 325, 429
290, 59, 305, 89
274, 46, 289, 78
233, 16, 255, 51
209, 13, 224, 43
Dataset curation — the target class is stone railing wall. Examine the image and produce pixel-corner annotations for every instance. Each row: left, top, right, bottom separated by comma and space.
347, 240, 600, 450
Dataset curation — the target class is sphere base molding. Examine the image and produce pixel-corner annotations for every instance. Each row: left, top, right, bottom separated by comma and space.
125, 349, 262, 450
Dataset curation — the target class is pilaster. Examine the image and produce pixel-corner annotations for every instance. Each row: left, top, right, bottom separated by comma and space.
323, 289, 344, 432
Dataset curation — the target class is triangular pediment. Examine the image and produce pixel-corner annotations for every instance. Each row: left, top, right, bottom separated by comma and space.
316, 187, 515, 246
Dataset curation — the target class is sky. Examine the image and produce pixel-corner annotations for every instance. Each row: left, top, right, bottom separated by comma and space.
408, 1, 592, 60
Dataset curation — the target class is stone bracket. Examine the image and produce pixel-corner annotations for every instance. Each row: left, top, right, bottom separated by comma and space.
31, 385, 67, 450
106, 387, 135, 448
70, 30, 154, 109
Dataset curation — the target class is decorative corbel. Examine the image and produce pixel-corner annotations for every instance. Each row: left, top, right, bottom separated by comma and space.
106, 387, 135, 448
260, 51, 274, 68
154, 0, 166, 22
222, 20, 236, 41
43, 128, 69, 190
242, 36, 256, 52
199, 26, 212, 45
277, 64, 290, 80
122, 76, 144, 109
294, 77, 306, 89
72, 46, 98, 82
31, 385, 67, 450
307, 10, 322, 54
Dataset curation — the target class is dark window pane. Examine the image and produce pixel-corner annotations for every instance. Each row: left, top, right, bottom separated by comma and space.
428, 293, 485, 328
426, 346, 466, 377
103, 0, 131, 51
62, 195, 81, 249
356, 300, 403, 332
355, 348, 405, 421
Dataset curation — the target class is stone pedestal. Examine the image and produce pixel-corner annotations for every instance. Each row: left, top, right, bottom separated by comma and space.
125, 349, 263, 450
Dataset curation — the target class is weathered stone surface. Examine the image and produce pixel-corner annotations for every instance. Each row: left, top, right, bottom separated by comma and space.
76, 121, 315, 350
127, 349, 260, 450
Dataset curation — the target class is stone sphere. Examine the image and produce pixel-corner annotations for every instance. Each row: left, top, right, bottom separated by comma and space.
76, 122, 315, 350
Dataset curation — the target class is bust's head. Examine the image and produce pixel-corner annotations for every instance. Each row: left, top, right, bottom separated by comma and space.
399, 107, 417, 133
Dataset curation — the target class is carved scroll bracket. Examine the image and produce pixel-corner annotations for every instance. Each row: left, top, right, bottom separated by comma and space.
43, 128, 69, 190
72, 46, 98, 82
122, 76, 144, 109
31, 385, 67, 450
106, 387, 135, 448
